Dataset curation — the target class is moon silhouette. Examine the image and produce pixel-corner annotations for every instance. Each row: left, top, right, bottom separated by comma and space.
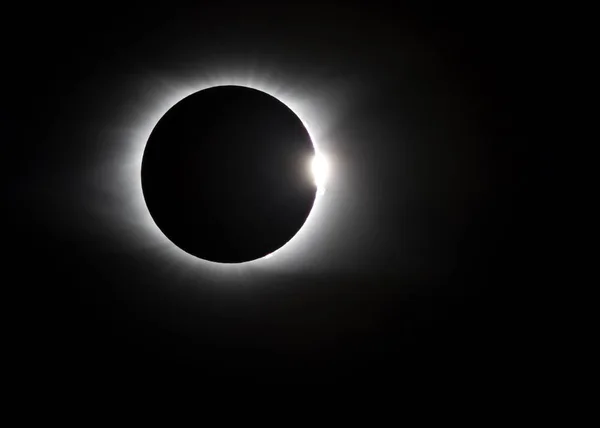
141, 85, 317, 263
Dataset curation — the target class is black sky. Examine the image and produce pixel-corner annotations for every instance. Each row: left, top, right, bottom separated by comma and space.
4, 3, 549, 384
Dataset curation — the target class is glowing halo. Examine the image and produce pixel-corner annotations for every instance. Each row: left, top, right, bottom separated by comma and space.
104, 66, 341, 278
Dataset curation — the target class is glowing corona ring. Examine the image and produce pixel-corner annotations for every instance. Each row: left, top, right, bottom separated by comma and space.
112, 69, 337, 277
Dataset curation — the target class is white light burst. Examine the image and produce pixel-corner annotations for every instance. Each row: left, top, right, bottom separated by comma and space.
311, 152, 329, 194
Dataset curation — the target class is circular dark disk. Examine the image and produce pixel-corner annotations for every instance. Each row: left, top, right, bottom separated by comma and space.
141, 85, 317, 263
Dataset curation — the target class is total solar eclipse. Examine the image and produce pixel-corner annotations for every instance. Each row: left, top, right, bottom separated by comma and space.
141, 85, 318, 263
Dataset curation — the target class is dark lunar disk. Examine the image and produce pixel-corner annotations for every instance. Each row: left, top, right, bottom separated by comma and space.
141, 86, 317, 263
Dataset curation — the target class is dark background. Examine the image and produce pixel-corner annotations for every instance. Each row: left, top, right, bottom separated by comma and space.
3, 3, 551, 383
